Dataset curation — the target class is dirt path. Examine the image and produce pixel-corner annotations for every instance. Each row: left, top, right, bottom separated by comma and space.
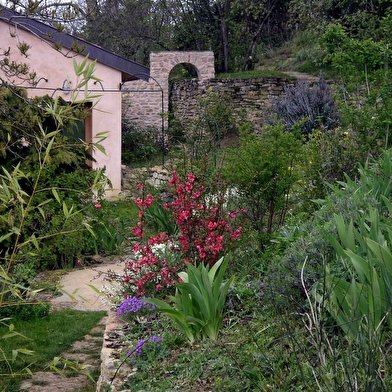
51, 261, 125, 311
20, 260, 126, 392
284, 71, 321, 82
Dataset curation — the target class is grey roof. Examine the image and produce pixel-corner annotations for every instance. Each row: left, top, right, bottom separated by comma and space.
0, 6, 150, 82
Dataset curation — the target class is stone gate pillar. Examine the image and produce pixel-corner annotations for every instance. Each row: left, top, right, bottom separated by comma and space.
122, 51, 215, 130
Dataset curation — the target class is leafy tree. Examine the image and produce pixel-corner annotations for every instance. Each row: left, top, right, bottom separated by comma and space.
169, 0, 291, 72
289, 0, 392, 39
81, 0, 173, 65
80, 0, 292, 71
2, 0, 86, 33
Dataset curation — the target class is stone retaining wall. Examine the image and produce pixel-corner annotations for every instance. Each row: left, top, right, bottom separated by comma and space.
123, 75, 296, 133
121, 51, 297, 133
170, 77, 296, 131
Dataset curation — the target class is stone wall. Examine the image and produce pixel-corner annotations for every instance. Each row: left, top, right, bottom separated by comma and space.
121, 51, 298, 133
122, 51, 215, 130
170, 77, 296, 131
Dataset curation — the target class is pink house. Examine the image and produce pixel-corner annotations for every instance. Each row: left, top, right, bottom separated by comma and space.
0, 7, 149, 196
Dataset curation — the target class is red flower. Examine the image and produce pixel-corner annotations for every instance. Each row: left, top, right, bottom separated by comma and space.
145, 194, 154, 208
131, 227, 143, 238
94, 203, 101, 209
188, 172, 195, 182
170, 171, 179, 185
231, 227, 242, 239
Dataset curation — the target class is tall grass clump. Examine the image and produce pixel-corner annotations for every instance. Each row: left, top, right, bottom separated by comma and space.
266, 149, 392, 390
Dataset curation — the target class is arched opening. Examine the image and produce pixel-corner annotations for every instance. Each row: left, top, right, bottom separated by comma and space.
168, 63, 199, 137
169, 63, 199, 81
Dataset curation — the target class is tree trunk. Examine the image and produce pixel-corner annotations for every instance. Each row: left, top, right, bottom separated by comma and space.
216, 1, 230, 73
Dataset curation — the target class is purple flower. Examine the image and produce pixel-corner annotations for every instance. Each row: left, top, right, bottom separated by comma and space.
126, 336, 163, 360
116, 296, 156, 316
127, 338, 147, 358
135, 339, 147, 355
149, 335, 163, 346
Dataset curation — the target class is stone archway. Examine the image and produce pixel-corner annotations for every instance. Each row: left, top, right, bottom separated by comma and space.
150, 51, 215, 85
122, 51, 215, 130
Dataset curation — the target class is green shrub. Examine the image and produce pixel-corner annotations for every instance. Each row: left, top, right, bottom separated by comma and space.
0, 302, 50, 321
298, 126, 363, 204
122, 120, 159, 164
0, 84, 109, 272
267, 76, 340, 137
86, 199, 137, 256
264, 149, 392, 310
169, 93, 241, 175
223, 123, 303, 250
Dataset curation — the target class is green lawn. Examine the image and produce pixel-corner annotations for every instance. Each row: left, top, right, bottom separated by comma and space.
0, 309, 106, 392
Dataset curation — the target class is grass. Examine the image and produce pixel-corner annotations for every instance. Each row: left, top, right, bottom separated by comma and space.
216, 68, 294, 79
112, 305, 309, 391
0, 309, 106, 392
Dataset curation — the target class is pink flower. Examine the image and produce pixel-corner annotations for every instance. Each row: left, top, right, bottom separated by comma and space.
156, 284, 163, 291
123, 276, 130, 283
188, 172, 195, 182
131, 227, 143, 238
137, 183, 144, 189
145, 194, 154, 208
192, 191, 201, 199
176, 184, 184, 195
94, 203, 101, 209
135, 198, 143, 208
231, 226, 242, 239
207, 221, 218, 231
170, 171, 179, 185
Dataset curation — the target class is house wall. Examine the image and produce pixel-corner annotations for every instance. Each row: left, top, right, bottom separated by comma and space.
0, 20, 123, 196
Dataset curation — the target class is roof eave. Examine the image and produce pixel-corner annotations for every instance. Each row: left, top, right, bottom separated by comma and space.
0, 7, 150, 82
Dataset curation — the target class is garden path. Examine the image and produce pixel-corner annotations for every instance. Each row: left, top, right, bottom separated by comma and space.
20, 260, 127, 392
51, 260, 125, 311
